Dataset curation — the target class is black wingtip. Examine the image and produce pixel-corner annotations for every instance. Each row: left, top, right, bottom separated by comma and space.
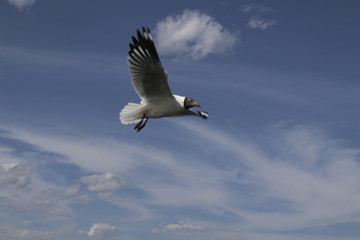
128, 27, 161, 63
129, 43, 134, 50
132, 36, 140, 46
137, 29, 143, 40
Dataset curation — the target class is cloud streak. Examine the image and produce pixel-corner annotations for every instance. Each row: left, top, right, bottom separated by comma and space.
240, 4, 275, 13
178, 121, 360, 231
247, 17, 277, 30
153, 221, 204, 232
1, 122, 360, 239
240, 4, 277, 31
31, 184, 91, 208
6, 0, 36, 9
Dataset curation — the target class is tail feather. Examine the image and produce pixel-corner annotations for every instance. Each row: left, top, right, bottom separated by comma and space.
119, 103, 146, 125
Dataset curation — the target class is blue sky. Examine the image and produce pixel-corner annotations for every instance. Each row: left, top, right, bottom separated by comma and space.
1, 0, 360, 239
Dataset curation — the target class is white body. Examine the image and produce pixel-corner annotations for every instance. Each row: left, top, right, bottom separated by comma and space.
120, 95, 197, 124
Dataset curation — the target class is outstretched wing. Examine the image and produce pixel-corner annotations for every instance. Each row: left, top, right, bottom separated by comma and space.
128, 27, 173, 102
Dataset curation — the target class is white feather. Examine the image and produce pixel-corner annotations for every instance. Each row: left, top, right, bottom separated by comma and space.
119, 103, 147, 124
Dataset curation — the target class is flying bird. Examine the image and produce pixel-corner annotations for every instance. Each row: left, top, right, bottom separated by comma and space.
119, 27, 208, 132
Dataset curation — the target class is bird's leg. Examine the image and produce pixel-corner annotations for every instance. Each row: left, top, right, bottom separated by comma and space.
134, 114, 145, 130
136, 118, 148, 132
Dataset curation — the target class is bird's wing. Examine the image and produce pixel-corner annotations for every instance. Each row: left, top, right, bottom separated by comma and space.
128, 27, 173, 102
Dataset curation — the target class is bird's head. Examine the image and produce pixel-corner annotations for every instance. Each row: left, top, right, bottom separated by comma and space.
184, 97, 202, 109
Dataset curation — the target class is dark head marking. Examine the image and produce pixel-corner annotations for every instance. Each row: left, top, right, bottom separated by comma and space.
184, 97, 202, 109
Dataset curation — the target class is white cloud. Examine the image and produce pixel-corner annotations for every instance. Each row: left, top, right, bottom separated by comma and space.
6, 0, 36, 9
107, 196, 155, 221
79, 172, 125, 198
240, 4, 275, 13
155, 9, 238, 60
3, 123, 360, 239
21, 220, 33, 227
0, 163, 34, 189
31, 183, 91, 216
0, 132, 93, 221
15, 229, 55, 240
87, 223, 119, 238
240, 4, 277, 31
177, 121, 360, 231
0, 226, 59, 240
247, 17, 277, 30
153, 221, 204, 232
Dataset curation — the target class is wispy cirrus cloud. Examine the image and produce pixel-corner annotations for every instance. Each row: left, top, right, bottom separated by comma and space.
6, 0, 36, 10
155, 9, 238, 60
152, 220, 204, 232
240, 4, 277, 31
31, 184, 91, 208
1, 122, 360, 239
177, 121, 360, 231
247, 17, 277, 31
240, 3, 275, 13
5, 228, 57, 240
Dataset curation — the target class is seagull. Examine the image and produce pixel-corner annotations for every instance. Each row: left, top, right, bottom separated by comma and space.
119, 27, 208, 132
